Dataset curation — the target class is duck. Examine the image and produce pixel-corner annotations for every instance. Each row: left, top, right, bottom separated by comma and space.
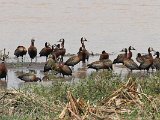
64, 47, 83, 67
153, 51, 160, 70
138, 47, 154, 72
39, 42, 53, 61
122, 47, 139, 72
136, 47, 154, 64
52, 38, 66, 62
136, 53, 145, 64
80, 37, 89, 63
87, 50, 113, 71
99, 50, 109, 60
44, 58, 72, 77
0, 57, 7, 80
44, 58, 57, 72
57, 63, 72, 77
113, 48, 128, 64
28, 39, 37, 63
14, 46, 27, 62
18, 73, 41, 82
87, 60, 113, 71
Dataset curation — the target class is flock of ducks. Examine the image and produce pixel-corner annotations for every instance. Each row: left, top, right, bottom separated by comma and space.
0, 37, 160, 82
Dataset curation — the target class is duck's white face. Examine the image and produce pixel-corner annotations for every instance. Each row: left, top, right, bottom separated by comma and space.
149, 47, 154, 52
31, 39, 35, 42
47, 42, 51, 47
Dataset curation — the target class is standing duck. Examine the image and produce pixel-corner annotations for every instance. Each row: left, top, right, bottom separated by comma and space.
18, 73, 41, 82
44, 58, 72, 77
122, 47, 139, 72
80, 37, 89, 63
136, 47, 154, 64
28, 39, 37, 63
57, 63, 72, 77
0, 57, 7, 80
55, 38, 66, 62
39, 42, 53, 61
14, 46, 27, 62
138, 47, 154, 72
65, 47, 83, 67
44, 57, 57, 72
113, 48, 128, 64
153, 51, 160, 70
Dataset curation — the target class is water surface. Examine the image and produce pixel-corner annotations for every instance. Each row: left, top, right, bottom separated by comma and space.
0, 0, 159, 89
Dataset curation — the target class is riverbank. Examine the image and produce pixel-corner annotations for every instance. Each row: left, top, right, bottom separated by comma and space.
0, 71, 160, 119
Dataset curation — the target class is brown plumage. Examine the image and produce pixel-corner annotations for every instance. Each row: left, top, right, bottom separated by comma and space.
137, 47, 154, 71
44, 58, 72, 77
87, 60, 112, 71
139, 59, 153, 71
57, 63, 72, 77
0, 57, 7, 80
80, 37, 89, 63
121, 47, 139, 71
88, 50, 113, 71
39, 42, 53, 61
14, 46, 27, 62
99, 50, 109, 60
136, 47, 154, 64
153, 51, 160, 70
44, 58, 57, 72
53, 38, 66, 62
65, 47, 83, 67
18, 73, 41, 82
113, 48, 127, 64
28, 39, 37, 63
136, 53, 145, 64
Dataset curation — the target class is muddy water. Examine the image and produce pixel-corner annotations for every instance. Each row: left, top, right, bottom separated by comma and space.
0, 0, 160, 89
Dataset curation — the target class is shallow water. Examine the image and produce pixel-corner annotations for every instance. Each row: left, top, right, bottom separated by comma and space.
0, 0, 159, 89
0, 55, 144, 89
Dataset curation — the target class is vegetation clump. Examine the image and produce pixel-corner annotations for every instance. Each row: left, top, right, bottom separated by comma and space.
0, 71, 160, 119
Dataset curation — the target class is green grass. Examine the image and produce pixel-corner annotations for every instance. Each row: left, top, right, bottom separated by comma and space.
0, 70, 160, 119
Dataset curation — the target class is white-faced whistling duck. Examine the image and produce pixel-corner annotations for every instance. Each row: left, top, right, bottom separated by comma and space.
136, 47, 154, 64
153, 51, 160, 70
136, 53, 145, 64
87, 60, 107, 71
137, 47, 154, 72
14, 46, 27, 62
122, 47, 139, 72
99, 50, 109, 60
80, 37, 89, 63
39, 42, 53, 61
44, 58, 57, 72
54, 38, 66, 62
18, 73, 41, 82
57, 63, 72, 77
139, 47, 154, 72
113, 48, 128, 64
43, 58, 72, 77
64, 47, 83, 67
0, 57, 7, 80
28, 39, 37, 63
87, 50, 113, 71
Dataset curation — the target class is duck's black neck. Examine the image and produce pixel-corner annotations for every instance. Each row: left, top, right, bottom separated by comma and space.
31, 41, 34, 46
